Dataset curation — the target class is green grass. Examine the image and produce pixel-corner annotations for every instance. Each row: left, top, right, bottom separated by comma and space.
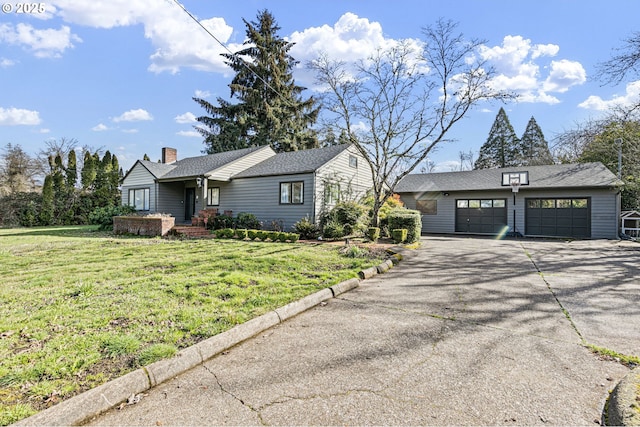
0, 226, 384, 425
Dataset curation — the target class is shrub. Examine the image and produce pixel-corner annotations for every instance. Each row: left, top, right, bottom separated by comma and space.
236, 212, 261, 230
387, 208, 422, 243
256, 230, 268, 241
391, 228, 408, 244
247, 230, 259, 240
287, 232, 300, 242
211, 214, 234, 230
275, 232, 287, 242
235, 229, 248, 239
293, 216, 320, 240
216, 228, 235, 239
322, 201, 368, 236
88, 205, 136, 230
367, 227, 380, 242
323, 220, 345, 239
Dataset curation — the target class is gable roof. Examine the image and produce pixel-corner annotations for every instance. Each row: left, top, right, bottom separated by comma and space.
233, 144, 353, 178
396, 162, 623, 193
125, 146, 271, 181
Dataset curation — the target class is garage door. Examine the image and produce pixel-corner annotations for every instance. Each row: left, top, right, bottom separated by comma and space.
456, 199, 507, 234
525, 198, 590, 238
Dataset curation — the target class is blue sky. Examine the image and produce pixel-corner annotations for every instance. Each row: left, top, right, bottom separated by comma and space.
1, 0, 639, 173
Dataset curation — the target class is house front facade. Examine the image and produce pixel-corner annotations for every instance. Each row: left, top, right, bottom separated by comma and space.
396, 163, 623, 239
121, 144, 373, 230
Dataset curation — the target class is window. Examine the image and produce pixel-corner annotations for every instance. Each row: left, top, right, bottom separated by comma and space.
128, 188, 150, 211
416, 199, 437, 215
280, 181, 304, 204
207, 187, 220, 206
324, 183, 340, 205
481, 200, 493, 208
469, 200, 480, 208
572, 199, 588, 208
349, 155, 358, 168
493, 200, 506, 208
457, 200, 468, 208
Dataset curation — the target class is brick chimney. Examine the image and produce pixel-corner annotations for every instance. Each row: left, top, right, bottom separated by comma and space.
162, 147, 177, 164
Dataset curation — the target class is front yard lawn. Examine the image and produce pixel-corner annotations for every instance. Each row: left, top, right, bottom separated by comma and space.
0, 226, 384, 425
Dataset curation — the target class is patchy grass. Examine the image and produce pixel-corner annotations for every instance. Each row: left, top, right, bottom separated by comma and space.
586, 344, 640, 368
0, 226, 383, 425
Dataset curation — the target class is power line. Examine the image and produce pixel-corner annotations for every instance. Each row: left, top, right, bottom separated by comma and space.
169, 0, 292, 105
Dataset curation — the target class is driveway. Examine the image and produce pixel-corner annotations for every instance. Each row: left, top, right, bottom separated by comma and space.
89, 236, 639, 426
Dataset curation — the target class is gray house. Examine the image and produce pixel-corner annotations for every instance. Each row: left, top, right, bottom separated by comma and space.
396, 162, 623, 239
121, 144, 372, 230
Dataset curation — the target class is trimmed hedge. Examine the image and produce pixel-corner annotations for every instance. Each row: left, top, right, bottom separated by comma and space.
387, 209, 422, 243
391, 228, 408, 244
367, 227, 380, 242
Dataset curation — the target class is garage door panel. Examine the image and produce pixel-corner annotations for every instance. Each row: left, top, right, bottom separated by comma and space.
456, 200, 507, 234
525, 197, 591, 238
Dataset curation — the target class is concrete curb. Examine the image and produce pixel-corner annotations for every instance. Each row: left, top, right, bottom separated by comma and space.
606, 366, 640, 426
15, 249, 404, 426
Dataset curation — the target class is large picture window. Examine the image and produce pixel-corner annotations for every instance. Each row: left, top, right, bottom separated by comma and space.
207, 187, 220, 206
280, 181, 304, 204
128, 188, 150, 211
416, 199, 437, 215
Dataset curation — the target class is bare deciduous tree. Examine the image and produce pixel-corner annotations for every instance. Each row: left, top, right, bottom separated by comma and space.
0, 143, 38, 195
310, 19, 513, 224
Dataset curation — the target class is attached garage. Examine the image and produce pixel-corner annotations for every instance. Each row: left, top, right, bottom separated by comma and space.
396, 162, 623, 239
455, 199, 507, 234
525, 198, 590, 238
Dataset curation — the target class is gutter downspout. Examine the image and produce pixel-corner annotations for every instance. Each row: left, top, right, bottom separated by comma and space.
312, 170, 317, 225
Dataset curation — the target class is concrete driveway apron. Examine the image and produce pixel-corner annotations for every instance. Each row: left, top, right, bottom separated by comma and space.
89, 236, 637, 426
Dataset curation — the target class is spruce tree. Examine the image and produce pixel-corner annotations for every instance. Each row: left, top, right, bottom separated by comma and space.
519, 117, 553, 166
474, 107, 520, 169
66, 150, 77, 189
81, 151, 97, 190
194, 9, 319, 153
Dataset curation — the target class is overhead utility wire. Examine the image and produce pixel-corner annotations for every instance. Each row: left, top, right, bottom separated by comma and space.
170, 0, 292, 105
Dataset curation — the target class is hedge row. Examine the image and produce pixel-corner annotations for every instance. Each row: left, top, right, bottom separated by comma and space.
387, 208, 422, 243
215, 228, 300, 242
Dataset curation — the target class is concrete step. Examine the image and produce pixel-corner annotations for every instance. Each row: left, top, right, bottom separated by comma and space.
171, 226, 212, 238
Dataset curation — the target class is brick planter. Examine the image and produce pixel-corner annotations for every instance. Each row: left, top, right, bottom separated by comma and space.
113, 216, 175, 237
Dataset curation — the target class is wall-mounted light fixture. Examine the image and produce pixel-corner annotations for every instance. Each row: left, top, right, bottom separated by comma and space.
442, 192, 450, 197
196, 177, 202, 188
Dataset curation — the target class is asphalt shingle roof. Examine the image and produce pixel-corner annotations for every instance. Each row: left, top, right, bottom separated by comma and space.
233, 144, 352, 178
395, 162, 623, 193
140, 146, 267, 180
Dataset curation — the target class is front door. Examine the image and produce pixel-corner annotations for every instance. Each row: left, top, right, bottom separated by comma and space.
185, 188, 196, 221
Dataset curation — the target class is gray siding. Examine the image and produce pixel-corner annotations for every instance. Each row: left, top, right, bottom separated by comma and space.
314, 146, 373, 219
121, 163, 157, 212
216, 173, 316, 231
157, 182, 185, 219
400, 187, 619, 239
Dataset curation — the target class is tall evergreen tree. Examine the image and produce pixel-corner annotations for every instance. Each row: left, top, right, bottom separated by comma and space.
519, 117, 553, 166
194, 9, 319, 153
474, 107, 520, 169
40, 175, 54, 225
66, 150, 77, 189
81, 151, 97, 190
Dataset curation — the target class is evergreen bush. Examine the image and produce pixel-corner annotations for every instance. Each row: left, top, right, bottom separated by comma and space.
367, 227, 380, 242
391, 228, 408, 244
387, 208, 422, 243
235, 212, 261, 230
293, 216, 320, 239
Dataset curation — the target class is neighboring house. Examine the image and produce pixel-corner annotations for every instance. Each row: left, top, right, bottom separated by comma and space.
396, 162, 623, 239
121, 144, 372, 230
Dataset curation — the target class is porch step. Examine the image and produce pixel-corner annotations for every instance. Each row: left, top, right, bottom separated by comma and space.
171, 226, 212, 238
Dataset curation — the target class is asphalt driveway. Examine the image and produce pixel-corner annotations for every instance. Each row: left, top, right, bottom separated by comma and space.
88, 236, 640, 426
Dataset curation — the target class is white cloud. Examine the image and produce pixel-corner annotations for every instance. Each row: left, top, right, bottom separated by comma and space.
195, 90, 211, 99
122, 129, 139, 133
174, 112, 197, 124
542, 59, 587, 93
47, 0, 235, 73
112, 109, 153, 122
0, 58, 16, 68
0, 107, 42, 125
288, 13, 424, 87
579, 80, 640, 111
0, 23, 81, 58
480, 35, 585, 104
38, 128, 51, 133
92, 123, 109, 131
177, 130, 201, 138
